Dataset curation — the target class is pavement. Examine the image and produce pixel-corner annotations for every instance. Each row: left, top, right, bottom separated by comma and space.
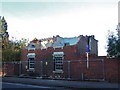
2, 77, 120, 89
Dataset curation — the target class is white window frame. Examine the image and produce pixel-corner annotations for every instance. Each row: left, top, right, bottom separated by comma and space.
28, 58, 35, 70
54, 56, 63, 71
53, 52, 64, 73
27, 53, 36, 70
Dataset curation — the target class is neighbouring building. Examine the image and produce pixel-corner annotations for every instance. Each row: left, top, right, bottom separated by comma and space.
21, 35, 98, 77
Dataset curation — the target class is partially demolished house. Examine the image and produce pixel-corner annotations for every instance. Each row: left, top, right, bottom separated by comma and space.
21, 35, 98, 78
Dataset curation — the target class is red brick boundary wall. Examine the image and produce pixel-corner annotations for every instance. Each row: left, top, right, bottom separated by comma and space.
68, 58, 120, 83
104, 58, 120, 83
2, 58, 120, 83
2, 63, 19, 76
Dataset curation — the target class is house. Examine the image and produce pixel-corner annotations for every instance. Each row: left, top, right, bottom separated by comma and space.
20, 35, 98, 77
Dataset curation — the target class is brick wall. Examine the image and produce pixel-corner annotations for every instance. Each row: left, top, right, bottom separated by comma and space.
20, 46, 120, 83
104, 58, 120, 83
20, 49, 28, 74
68, 58, 120, 83
2, 63, 19, 76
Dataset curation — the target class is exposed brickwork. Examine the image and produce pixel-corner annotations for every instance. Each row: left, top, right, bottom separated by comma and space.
2, 64, 19, 76
19, 45, 120, 83
2, 57, 120, 83
104, 58, 119, 83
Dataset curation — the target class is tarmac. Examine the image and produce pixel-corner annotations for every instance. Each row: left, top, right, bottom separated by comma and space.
2, 76, 120, 89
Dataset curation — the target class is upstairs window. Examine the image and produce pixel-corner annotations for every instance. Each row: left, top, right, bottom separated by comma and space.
64, 42, 70, 46
28, 44, 36, 50
31, 45, 35, 48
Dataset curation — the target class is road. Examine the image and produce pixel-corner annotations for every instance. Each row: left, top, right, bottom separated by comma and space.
2, 77, 120, 89
1, 82, 71, 90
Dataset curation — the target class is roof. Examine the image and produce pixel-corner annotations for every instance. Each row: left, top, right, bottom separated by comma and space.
62, 37, 79, 45
53, 36, 80, 48
28, 35, 97, 49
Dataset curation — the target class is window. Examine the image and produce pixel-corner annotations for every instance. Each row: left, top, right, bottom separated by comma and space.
28, 44, 36, 50
64, 42, 69, 46
54, 57, 63, 70
53, 52, 64, 73
28, 58, 35, 69
31, 45, 35, 48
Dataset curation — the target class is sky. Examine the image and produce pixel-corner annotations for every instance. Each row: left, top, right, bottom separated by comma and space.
0, 0, 119, 56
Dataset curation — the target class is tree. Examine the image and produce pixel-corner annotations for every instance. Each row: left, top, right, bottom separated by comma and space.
107, 31, 120, 58
2, 38, 28, 61
115, 39, 120, 58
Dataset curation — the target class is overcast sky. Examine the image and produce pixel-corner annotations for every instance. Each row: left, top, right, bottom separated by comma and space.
0, 0, 119, 56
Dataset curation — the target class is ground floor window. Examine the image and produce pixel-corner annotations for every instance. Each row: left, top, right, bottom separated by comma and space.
28, 58, 35, 69
53, 52, 64, 73
54, 57, 63, 70
27, 53, 36, 70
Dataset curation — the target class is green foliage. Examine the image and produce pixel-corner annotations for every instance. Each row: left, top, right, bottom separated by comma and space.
107, 31, 120, 58
2, 38, 28, 61
116, 39, 120, 58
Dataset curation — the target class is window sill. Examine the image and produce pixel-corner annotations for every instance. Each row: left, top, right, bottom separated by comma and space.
53, 70, 63, 73
28, 48, 36, 51
27, 68, 35, 72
